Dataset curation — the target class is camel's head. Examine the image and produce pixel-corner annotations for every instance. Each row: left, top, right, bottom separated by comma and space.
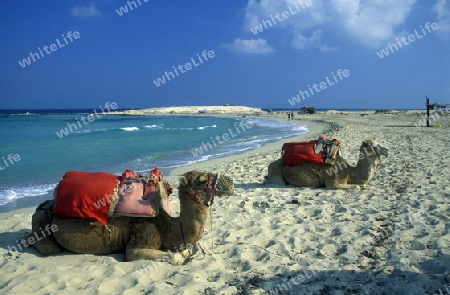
179, 171, 234, 206
361, 139, 389, 160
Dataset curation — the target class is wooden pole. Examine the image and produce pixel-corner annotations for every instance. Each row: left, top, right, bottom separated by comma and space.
426, 96, 430, 127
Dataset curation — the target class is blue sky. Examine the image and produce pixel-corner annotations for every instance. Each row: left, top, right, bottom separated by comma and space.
0, 0, 449, 110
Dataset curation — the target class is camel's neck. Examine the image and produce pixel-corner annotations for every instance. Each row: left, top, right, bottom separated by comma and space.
179, 200, 210, 243
161, 197, 210, 252
348, 149, 379, 185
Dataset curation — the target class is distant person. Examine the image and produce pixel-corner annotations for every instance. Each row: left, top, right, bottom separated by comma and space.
290, 111, 294, 120
286, 112, 291, 120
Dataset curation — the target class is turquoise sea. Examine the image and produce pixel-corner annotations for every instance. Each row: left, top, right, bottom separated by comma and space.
0, 110, 308, 210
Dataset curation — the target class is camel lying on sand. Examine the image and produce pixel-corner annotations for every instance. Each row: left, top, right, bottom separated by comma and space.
264, 139, 388, 189
31, 171, 234, 265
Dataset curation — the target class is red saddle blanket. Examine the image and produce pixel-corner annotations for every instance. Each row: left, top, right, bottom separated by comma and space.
53, 169, 172, 225
283, 141, 324, 166
54, 171, 121, 225
282, 136, 341, 167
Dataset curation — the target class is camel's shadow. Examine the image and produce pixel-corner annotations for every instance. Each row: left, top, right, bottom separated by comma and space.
234, 183, 283, 190
234, 183, 326, 190
234, 254, 450, 294
0, 231, 31, 253
385, 125, 422, 128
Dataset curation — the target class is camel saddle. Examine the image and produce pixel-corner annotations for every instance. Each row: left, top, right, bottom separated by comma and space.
113, 168, 172, 218
53, 168, 172, 225
282, 135, 341, 167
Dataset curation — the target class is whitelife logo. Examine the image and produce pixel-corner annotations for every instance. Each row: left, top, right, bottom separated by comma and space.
250, 0, 313, 35
115, 0, 149, 16
288, 69, 350, 106
55, 102, 118, 139
190, 121, 253, 157
153, 50, 215, 87
376, 22, 439, 59
18, 31, 81, 68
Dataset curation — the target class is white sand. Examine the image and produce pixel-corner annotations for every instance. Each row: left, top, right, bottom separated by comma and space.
1, 110, 449, 295
112, 105, 265, 115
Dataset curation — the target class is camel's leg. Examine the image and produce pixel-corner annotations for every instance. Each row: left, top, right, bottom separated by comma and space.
264, 158, 286, 185
126, 246, 191, 265
31, 200, 64, 255
282, 165, 321, 187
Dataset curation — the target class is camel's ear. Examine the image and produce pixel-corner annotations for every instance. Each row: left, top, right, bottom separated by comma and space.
179, 176, 188, 186
362, 140, 369, 147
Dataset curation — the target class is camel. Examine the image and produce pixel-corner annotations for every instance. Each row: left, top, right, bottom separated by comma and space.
264, 139, 388, 189
30, 170, 234, 265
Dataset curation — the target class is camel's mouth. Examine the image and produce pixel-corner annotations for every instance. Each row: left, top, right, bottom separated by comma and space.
376, 145, 389, 157
212, 173, 234, 197
362, 140, 389, 159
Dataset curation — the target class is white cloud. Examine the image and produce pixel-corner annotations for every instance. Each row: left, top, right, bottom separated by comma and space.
72, 3, 102, 18
243, 0, 418, 49
331, 0, 417, 48
291, 29, 337, 51
291, 29, 323, 50
318, 44, 339, 52
245, 0, 326, 32
225, 38, 275, 54
433, 0, 450, 37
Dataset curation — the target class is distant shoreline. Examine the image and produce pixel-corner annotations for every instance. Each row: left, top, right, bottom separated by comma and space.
0, 107, 428, 116
110, 105, 266, 116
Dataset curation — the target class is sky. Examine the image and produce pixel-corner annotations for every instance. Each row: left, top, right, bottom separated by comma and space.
0, 0, 449, 110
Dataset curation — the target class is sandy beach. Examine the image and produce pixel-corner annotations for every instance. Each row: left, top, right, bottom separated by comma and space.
1, 108, 449, 294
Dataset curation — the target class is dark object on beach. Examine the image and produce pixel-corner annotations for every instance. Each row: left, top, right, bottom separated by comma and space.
425, 96, 449, 127
374, 109, 396, 114
291, 199, 299, 204
299, 106, 315, 114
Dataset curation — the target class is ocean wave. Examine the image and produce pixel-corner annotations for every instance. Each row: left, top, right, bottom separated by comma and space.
197, 124, 217, 130
144, 124, 164, 129
291, 125, 309, 132
73, 128, 109, 134
120, 127, 139, 131
162, 155, 212, 168
166, 124, 218, 131
0, 184, 57, 206
247, 118, 293, 128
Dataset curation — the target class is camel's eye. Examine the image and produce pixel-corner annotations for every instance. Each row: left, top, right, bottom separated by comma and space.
195, 178, 208, 186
